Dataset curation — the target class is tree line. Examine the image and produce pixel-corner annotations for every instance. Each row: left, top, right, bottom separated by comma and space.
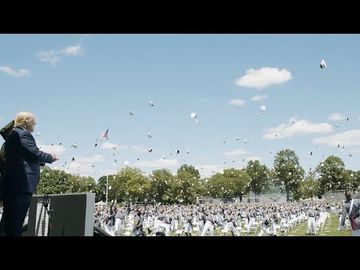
37, 149, 360, 203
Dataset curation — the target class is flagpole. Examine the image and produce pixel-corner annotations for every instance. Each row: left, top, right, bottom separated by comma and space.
106, 175, 109, 205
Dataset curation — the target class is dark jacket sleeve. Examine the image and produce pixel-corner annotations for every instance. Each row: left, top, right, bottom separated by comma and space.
0, 120, 14, 140
20, 131, 54, 164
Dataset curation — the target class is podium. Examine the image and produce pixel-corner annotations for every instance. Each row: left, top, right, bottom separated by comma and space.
24, 193, 95, 236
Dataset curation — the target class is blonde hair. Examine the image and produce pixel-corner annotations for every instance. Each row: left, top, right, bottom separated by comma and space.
14, 112, 36, 129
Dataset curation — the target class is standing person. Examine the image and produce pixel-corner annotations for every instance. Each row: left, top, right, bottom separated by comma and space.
1, 112, 58, 236
0, 120, 15, 185
340, 191, 360, 233
132, 210, 145, 236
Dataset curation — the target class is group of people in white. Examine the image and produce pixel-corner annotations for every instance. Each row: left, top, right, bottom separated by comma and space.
93, 200, 345, 236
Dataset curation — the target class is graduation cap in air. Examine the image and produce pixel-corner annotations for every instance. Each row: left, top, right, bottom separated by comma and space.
71, 157, 75, 161
320, 59, 327, 69
148, 148, 153, 153
190, 112, 198, 119
0, 120, 14, 140
71, 143, 77, 148
260, 105, 266, 112
147, 133, 152, 138
102, 128, 109, 140
176, 150, 180, 154
149, 101, 155, 107
129, 111, 134, 116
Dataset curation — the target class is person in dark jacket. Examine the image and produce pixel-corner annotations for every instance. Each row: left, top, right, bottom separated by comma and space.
340, 191, 360, 231
1, 112, 58, 236
0, 120, 15, 199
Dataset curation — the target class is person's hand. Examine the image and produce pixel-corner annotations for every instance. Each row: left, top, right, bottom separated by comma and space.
52, 154, 59, 161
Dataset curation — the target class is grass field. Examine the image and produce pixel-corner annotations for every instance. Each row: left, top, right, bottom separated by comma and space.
285, 213, 351, 236
156, 213, 353, 236
179, 213, 352, 236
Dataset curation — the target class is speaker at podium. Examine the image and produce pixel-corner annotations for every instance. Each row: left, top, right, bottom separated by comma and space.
24, 193, 95, 236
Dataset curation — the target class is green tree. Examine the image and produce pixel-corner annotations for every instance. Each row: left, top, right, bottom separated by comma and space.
246, 160, 271, 199
149, 169, 175, 203
223, 168, 251, 202
174, 165, 202, 204
206, 173, 231, 198
343, 169, 359, 191
274, 149, 305, 201
37, 168, 72, 195
315, 155, 345, 196
107, 167, 151, 203
296, 171, 317, 200
96, 175, 107, 202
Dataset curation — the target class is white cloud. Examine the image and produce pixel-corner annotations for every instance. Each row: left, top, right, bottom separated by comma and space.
313, 130, 360, 147
62, 154, 106, 177
62, 44, 83, 56
251, 95, 268, 101
134, 159, 179, 169
37, 44, 83, 66
131, 145, 148, 153
38, 144, 66, 157
196, 164, 224, 178
101, 168, 120, 177
75, 155, 106, 163
101, 142, 122, 150
236, 67, 292, 90
53, 154, 106, 177
263, 118, 333, 139
224, 148, 246, 156
229, 99, 246, 106
0, 65, 30, 77
328, 112, 346, 121
247, 156, 262, 161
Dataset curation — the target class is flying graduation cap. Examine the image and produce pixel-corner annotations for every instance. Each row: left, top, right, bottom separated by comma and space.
190, 112, 198, 119
102, 128, 109, 140
320, 59, 327, 69
71, 143, 77, 148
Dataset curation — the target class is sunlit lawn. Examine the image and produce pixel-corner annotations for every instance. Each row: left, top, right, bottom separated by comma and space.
284, 214, 351, 236
167, 213, 352, 236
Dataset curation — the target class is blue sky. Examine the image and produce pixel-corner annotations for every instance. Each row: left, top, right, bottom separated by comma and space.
1, 34, 360, 180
